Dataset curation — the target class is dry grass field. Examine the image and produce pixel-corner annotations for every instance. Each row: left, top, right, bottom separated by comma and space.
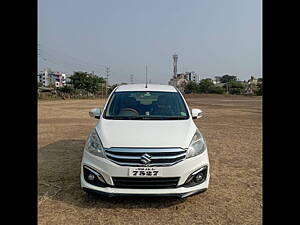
38, 94, 262, 225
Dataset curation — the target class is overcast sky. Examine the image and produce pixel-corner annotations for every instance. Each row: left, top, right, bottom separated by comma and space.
38, 0, 262, 84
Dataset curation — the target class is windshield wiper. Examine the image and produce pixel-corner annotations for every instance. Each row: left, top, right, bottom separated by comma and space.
126, 116, 187, 120
105, 116, 131, 120
105, 116, 144, 120
156, 116, 188, 120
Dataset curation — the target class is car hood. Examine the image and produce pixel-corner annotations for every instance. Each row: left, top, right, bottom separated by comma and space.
96, 118, 197, 149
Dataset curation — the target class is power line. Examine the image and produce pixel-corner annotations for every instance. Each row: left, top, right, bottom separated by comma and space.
38, 43, 106, 71
38, 54, 73, 71
38, 48, 106, 76
38, 48, 75, 72
39, 48, 92, 72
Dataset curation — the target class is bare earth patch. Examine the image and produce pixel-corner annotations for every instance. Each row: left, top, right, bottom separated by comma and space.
38, 95, 262, 225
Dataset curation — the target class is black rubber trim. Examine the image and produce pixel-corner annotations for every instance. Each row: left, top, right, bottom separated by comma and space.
182, 166, 208, 188
102, 91, 190, 120
82, 187, 207, 198
112, 177, 180, 189
83, 166, 109, 187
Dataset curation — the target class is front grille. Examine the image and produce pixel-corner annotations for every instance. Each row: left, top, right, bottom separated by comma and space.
112, 177, 180, 189
105, 148, 186, 166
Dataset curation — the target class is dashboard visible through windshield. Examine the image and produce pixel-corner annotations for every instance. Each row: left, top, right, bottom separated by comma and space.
103, 91, 189, 120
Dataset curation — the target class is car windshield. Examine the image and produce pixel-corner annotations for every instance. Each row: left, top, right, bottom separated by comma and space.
104, 91, 189, 120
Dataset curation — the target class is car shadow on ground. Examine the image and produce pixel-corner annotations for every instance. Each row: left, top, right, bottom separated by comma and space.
38, 140, 188, 209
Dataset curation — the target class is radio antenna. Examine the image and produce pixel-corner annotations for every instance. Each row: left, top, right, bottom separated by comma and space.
145, 65, 148, 88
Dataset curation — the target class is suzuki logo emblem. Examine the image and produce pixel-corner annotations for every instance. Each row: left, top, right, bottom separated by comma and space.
141, 153, 151, 164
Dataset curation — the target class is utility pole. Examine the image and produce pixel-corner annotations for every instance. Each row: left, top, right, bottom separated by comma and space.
226, 83, 229, 94
105, 66, 110, 98
101, 83, 103, 99
145, 65, 148, 88
130, 74, 134, 84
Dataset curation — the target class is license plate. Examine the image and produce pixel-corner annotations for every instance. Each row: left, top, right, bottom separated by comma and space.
129, 167, 162, 177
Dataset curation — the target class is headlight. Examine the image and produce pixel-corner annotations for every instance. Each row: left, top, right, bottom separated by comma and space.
84, 128, 105, 158
186, 130, 206, 158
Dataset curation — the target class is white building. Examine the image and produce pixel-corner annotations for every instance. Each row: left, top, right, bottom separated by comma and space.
38, 69, 67, 87
247, 76, 258, 85
37, 70, 49, 87
189, 72, 199, 83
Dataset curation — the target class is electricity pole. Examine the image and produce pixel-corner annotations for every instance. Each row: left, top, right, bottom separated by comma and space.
105, 66, 110, 98
130, 74, 134, 84
145, 65, 148, 88
226, 83, 229, 94
101, 83, 104, 99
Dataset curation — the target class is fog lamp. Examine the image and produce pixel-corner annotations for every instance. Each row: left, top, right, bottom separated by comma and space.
183, 165, 208, 187
83, 165, 108, 187
88, 174, 95, 181
194, 172, 204, 183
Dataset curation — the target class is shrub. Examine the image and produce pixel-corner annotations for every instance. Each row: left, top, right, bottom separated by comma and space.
57, 85, 74, 93
225, 81, 246, 95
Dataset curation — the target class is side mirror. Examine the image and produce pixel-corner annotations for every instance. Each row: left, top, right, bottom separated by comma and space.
191, 108, 203, 119
89, 108, 101, 119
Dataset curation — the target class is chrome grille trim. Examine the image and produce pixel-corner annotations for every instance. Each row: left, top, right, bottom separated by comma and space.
107, 160, 183, 167
105, 147, 187, 167
106, 148, 186, 153
105, 152, 186, 160
105, 152, 141, 160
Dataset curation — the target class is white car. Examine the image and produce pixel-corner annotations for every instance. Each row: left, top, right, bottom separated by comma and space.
81, 84, 210, 198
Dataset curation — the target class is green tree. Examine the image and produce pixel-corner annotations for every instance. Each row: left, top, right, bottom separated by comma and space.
68, 71, 106, 93
220, 75, 237, 83
185, 80, 224, 94
198, 79, 215, 93
255, 80, 263, 96
211, 86, 225, 94
57, 85, 74, 93
185, 81, 200, 94
225, 81, 245, 95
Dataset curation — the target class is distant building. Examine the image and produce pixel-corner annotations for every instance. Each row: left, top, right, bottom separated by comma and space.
244, 76, 260, 94
247, 76, 258, 85
37, 70, 48, 86
168, 54, 200, 93
38, 69, 67, 87
189, 72, 199, 83
213, 76, 222, 84
168, 72, 199, 93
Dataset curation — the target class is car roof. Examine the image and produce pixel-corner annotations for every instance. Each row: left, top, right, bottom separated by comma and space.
115, 84, 178, 92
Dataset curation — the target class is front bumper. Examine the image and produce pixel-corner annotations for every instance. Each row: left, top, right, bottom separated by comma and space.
82, 187, 207, 198
80, 150, 210, 198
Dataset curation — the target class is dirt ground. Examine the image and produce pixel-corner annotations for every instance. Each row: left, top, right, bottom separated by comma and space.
38, 94, 262, 225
